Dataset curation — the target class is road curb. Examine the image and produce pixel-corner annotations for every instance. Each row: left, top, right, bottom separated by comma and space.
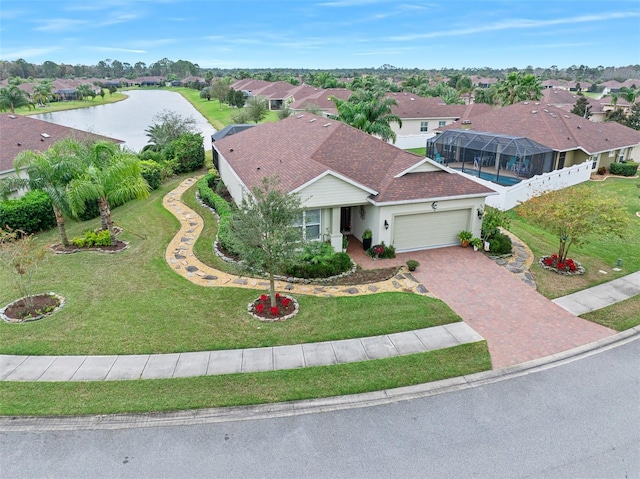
1, 327, 637, 432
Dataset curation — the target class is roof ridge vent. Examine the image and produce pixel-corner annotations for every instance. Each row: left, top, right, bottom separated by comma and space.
309, 118, 316, 122
323, 123, 331, 127
297, 114, 304, 118
531, 110, 537, 114
41, 133, 50, 138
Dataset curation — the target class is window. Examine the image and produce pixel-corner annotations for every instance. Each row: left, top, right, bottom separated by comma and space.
438, 120, 447, 127
294, 209, 321, 240
420, 121, 428, 132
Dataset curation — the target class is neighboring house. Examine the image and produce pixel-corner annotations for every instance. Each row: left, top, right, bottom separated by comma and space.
288, 87, 352, 116
470, 76, 498, 89
0, 113, 123, 197
433, 101, 640, 177
213, 113, 495, 253
387, 93, 493, 149
230, 79, 301, 110
541, 89, 633, 123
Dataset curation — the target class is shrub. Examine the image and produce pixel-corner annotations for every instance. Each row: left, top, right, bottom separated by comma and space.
140, 160, 163, 190
282, 242, 352, 278
197, 174, 236, 255
481, 207, 511, 240
597, 166, 607, 175
0, 190, 56, 234
406, 260, 419, 271
609, 161, 639, 177
71, 229, 111, 248
367, 242, 396, 259
163, 132, 205, 174
488, 232, 512, 255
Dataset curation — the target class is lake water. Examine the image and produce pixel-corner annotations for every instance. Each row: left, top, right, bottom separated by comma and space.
33, 90, 216, 153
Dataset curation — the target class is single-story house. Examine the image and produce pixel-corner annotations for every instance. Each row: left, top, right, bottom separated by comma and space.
0, 113, 123, 197
386, 93, 493, 149
433, 101, 640, 176
212, 113, 495, 252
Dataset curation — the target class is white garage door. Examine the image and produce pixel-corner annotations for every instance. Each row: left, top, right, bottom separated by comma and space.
393, 209, 471, 251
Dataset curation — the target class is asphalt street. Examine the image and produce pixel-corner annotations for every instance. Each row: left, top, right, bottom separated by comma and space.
1, 338, 639, 479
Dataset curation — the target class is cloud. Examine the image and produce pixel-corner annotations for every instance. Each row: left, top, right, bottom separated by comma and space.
34, 18, 88, 32
387, 11, 640, 41
317, 0, 388, 6
0, 47, 61, 60
89, 46, 147, 54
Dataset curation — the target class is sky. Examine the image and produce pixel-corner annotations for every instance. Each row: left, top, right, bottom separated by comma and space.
1, 0, 639, 70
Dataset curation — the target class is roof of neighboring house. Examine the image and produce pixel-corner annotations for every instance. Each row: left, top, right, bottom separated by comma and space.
438, 101, 640, 154
0, 113, 123, 174
288, 88, 352, 115
387, 93, 493, 119
211, 124, 256, 142
214, 113, 494, 204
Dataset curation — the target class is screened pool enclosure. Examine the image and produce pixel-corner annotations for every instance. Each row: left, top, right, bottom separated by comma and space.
426, 130, 554, 186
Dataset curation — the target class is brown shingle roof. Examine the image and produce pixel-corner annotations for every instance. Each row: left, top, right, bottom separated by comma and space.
0, 113, 123, 174
439, 102, 640, 154
215, 114, 494, 204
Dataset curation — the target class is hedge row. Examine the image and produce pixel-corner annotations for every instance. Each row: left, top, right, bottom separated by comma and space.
197, 173, 236, 254
609, 161, 639, 177
0, 190, 56, 234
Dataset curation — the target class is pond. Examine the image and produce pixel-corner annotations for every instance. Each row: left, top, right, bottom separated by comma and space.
33, 90, 216, 153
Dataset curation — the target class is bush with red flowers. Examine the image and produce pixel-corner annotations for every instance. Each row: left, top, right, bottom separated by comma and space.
248, 293, 299, 322
540, 255, 584, 275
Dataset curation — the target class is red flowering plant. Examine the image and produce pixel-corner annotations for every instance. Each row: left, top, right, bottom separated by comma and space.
540, 254, 581, 274
249, 293, 298, 321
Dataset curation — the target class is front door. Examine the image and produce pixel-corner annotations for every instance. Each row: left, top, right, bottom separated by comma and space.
340, 207, 351, 233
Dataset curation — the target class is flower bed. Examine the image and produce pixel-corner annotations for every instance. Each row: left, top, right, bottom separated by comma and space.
247, 293, 299, 322
539, 255, 585, 275
1, 292, 65, 323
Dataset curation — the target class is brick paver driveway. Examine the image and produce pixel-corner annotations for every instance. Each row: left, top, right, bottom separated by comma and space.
404, 247, 614, 368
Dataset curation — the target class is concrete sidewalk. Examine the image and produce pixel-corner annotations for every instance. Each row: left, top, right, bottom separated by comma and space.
0, 323, 484, 382
553, 271, 640, 315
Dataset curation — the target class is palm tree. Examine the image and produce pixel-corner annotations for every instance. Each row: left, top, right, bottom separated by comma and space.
496, 72, 542, 106
75, 84, 95, 101
32, 81, 53, 107
0, 85, 35, 113
67, 141, 150, 243
331, 90, 402, 143
10, 139, 84, 246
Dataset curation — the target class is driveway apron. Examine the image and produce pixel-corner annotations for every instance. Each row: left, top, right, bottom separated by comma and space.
410, 247, 614, 368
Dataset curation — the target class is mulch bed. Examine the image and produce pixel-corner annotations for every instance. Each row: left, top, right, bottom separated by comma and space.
2, 294, 62, 323
322, 266, 400, 285
50, 240, 129, 254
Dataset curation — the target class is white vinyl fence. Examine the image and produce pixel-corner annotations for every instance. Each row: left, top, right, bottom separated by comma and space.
460, 159, 595, 211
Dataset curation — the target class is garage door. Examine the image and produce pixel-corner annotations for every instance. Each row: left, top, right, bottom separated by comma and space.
393, 209, 471, 251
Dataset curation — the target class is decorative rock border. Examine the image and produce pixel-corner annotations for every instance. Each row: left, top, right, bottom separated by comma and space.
538, 256, 585, 276
1, 292, 66, 323
50, 240, 129, 255
198, 192, 359, 285
247, 294, 300, 322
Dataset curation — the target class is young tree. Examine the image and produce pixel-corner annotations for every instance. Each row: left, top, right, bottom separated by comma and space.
245, 95, 268, 123
211, 79, 230, 109
277, 103, 292, 120
570, 95, 592, 119
517, 185, 630, 264
230, 176, 303, 308
0, 228, 48, 310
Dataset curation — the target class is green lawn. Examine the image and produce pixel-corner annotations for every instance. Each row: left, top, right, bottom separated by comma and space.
0, 342, 491, 416
0, 174, 463, 356
507, 177, 640, 298
168, 87, 279, 130
580, 295, 640, 331
18, 93, 128, 116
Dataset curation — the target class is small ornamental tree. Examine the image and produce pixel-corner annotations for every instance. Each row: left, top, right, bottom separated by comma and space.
230, 176, 303, 308
0, 228, 48, 309
570, 95, 592, 119
517, 185, 630, 264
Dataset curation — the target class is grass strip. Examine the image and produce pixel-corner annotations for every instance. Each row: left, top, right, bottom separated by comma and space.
580, 295, 640, 331
0, 342, 490, 416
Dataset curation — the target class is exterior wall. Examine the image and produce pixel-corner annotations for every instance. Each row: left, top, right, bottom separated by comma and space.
390, 118, 457, 149
377, 197, 484, 247
296, 174, 371, 208
217, 153, 247, 205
